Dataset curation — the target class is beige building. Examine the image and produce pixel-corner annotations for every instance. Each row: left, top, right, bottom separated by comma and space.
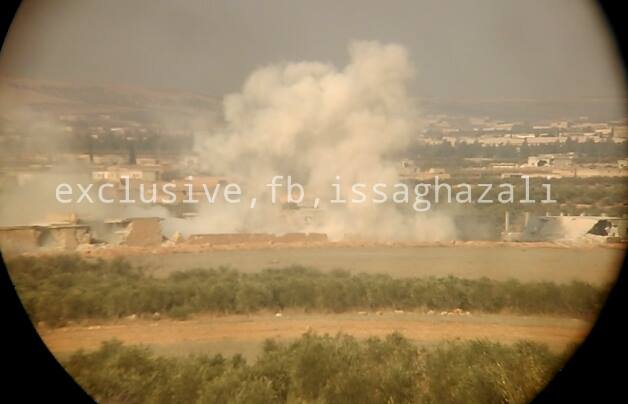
92, 165, 161, 182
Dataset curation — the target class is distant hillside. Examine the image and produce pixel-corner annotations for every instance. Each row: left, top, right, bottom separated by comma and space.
420, 97, 627, 122
0, 76, 222, 122
1, 76, 624, 124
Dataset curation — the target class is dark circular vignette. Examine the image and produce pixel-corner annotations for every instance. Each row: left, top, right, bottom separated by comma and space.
1, 3, 95, 403
1, 253, 94, 401
533, 1, 628, 402
0, 0, 625, 402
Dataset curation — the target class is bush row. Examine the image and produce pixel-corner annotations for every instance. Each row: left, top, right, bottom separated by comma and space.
7, 255, 607, 326
65, 333, 563, 404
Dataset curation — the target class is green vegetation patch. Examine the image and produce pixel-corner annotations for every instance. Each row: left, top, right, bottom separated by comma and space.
65, 333, 564, 404
8, 255, 608, 327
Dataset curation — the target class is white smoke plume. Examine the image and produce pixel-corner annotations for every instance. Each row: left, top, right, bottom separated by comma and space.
194, 41, 456, 241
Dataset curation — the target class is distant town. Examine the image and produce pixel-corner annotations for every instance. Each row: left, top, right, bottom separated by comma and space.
0, 78, 626, 253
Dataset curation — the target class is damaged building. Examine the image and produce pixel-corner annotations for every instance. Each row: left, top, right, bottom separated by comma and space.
503, 212, 628, 243
97, 217, 164, 247
91, 165, 161, 182
527, 153, 575, 168
0, 223, 91, 252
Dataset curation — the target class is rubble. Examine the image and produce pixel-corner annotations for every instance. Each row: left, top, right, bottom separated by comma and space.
99, 217, 163, 246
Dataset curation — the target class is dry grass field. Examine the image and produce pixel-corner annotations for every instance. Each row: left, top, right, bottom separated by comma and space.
127, 245, 625, 284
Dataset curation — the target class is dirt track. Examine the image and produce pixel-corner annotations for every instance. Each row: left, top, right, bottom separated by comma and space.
40, 311, 591, 359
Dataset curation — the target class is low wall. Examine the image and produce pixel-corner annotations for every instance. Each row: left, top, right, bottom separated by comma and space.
186, 232, 328, 245
187, 233, 275, 245
0, 227, 42, 252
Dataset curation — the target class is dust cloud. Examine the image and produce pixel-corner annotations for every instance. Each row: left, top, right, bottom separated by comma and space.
194, 41, 457, 241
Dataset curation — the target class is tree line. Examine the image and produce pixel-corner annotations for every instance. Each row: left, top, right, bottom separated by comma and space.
7, 255, 606, 327
410, 137, 627, 162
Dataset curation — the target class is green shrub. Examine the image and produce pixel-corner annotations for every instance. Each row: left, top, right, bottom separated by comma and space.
64, 333, 563, 404
7, 255, 608, 326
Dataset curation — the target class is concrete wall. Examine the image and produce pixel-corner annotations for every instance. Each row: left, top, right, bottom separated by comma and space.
1, 225, 92, 252
187, 233, 275, 245
275, 232, 328, 243
305, 233, 328, 242
46, 227, 91, 250
0, 227, 41, 252
122, 218, 163, 246
187, 232, 328, 245
2, 222, 329, 252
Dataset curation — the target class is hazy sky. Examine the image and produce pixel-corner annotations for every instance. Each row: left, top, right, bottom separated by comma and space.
0, 0, 625, 99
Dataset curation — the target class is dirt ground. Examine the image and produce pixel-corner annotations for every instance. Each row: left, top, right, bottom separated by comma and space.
41, 311, 591, 360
